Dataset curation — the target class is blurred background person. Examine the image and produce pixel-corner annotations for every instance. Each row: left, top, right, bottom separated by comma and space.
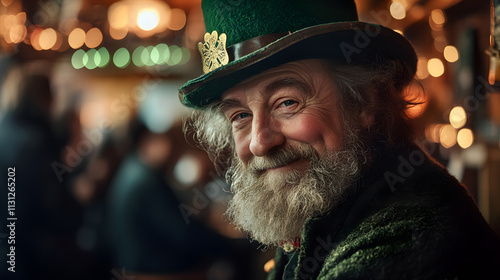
0, 61, 99, 279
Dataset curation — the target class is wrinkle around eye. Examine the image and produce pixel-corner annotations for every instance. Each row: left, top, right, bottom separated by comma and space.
229, 111, 252, 129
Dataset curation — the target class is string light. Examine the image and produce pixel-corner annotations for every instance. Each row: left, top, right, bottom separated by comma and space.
68, 28, 85, 49
137, 9, 160, 31
449, 106, 467, 129
85, 27, 103, 48
427, 58, 445, 77
457, 128, 474, 149
439, 124, 457, 148
444, 45, 459, 63
390, 2, 406, 20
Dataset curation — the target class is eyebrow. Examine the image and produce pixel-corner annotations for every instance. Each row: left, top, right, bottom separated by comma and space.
219, 98, 242, 115
220, 77, 311, 114
264, 77, 311, 96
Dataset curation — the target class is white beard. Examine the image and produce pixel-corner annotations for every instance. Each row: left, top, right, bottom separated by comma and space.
225, 131, 367, 248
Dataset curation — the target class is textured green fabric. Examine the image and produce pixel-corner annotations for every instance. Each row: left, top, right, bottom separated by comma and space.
178, 0, 417, 108
267, 144, 500, 280
202, 0, 357, 47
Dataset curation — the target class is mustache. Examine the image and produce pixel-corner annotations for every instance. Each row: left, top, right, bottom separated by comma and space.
247, 144, 318, 174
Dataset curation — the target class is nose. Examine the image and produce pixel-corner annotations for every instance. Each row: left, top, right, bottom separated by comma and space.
249, 113, 285, 157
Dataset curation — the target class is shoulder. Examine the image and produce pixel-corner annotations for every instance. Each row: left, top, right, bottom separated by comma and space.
316, 145, 500, 279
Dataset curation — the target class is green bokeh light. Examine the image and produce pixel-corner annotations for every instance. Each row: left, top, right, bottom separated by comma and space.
133, 46, 145, 67
85, 49, 97, 70
167, 45, 182, 66
150, 46, 160, 64
142, 46, 155, 66
97, 47, 110, 68
113, 47, 131, 68
71, 49, 85, 69
179, 47, 191, 65
156, 43, 169, 65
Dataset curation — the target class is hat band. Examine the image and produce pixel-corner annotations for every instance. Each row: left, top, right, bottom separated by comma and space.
227, 32, 291, 61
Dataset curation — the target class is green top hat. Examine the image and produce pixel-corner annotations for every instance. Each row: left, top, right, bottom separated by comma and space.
179, 0, 417, 108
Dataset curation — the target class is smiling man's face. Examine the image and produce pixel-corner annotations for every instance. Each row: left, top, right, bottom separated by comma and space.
222, 59, 347, 170
221, 59, 372, 247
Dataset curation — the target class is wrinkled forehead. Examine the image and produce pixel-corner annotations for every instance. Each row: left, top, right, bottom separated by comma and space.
221, 58, 334, 102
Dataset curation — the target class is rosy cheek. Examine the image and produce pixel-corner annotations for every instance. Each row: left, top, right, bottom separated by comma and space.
283, 115, 343, 152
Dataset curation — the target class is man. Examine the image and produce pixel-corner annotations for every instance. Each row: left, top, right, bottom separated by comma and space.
179, 0, 500, 279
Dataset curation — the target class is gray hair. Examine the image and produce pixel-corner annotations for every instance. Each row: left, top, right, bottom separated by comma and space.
183, 59, 420, 174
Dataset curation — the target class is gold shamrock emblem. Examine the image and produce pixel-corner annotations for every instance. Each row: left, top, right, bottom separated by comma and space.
198, 31, 229, 74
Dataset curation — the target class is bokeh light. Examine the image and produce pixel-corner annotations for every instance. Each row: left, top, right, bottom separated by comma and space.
97, 48, 110, 68
109, 26, 128, 40
156, 43, 170, 64
39, 28, 57, 50
137, 9, 160, 31
431, 9, 446, 25
85, 27, 103, 48
167, 45, 182, 66
150, 46, 160, 64
440, 124, 457, 148
113, 47, 130, 68
444, 45, 459, 63
132, 46, 146, 67
457, 128, 474, 149
168, 8, 187, 31
427, 58, 445, 77
108, 2, 129, 29
425, 124, 442, 143
30, 27, 43, 51
85, 49, 98, 70
429, 9, 445, 31
449, 106, 467, 129
51, 32, 63, 50
142, 46, 155, 66
390, 2, 406, 20
71, 49, 86, 69
9, 24, 26, 44
68, 28, 86, 49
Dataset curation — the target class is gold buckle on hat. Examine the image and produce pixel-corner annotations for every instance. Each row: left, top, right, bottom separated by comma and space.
198, 30, 229, 74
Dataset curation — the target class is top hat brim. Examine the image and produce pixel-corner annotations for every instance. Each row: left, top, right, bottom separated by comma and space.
179, 21, 417, 108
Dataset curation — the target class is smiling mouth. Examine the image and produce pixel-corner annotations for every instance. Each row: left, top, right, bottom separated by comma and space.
261, 159, 309, 174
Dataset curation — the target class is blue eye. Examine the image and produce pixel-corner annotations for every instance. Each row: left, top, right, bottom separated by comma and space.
282, 100, 295, 106
237, 112, 250, 119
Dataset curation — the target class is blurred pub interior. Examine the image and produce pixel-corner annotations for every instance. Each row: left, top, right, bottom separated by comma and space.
0, 0, 500, 279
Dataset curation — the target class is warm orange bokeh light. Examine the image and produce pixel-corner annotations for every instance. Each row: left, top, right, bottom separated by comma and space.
39, 28, 57, 50
168, 8, 186, 31
444, 45, 459, 63
109, 26, 128, 40
427, 58, 445, 77
108, 2, 129, 29
440, 124, 457, 148
85, 27, 103, 48
68, 28, 86, 49
457, 128, 474, 149
30, 27, 43, 51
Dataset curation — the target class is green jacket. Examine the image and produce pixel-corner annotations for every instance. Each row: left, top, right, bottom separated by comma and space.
268, 144, 500, 280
